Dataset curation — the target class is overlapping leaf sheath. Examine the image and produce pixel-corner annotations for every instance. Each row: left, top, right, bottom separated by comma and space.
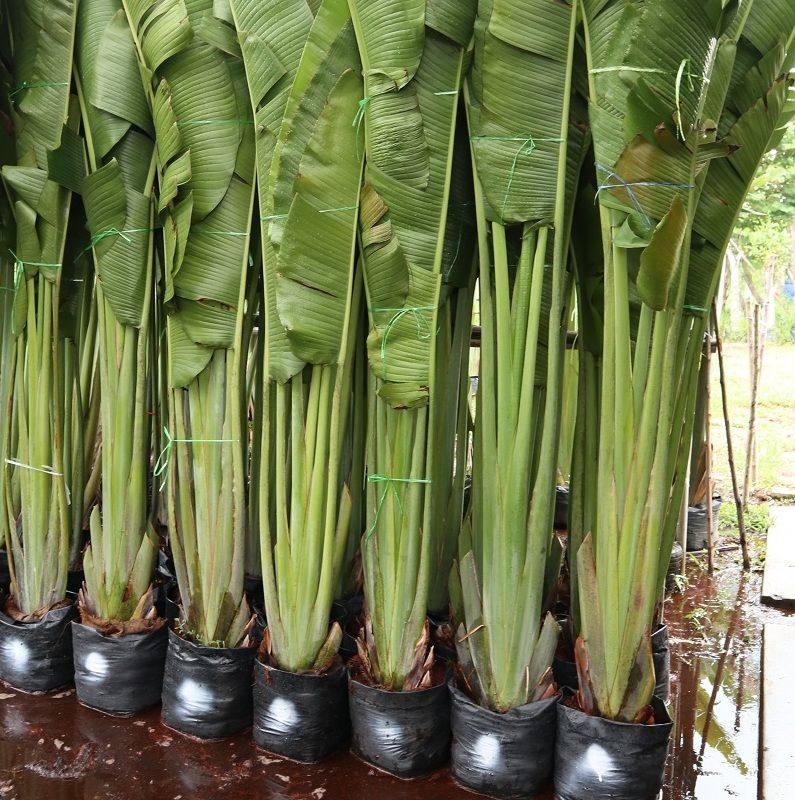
348, 0, 476, 690
575, 0, 795, 721
230, 0, 366, 672
122, 0, 256, 646
76, 0, 159, 624
0, 0, 80, 615
452, 0, 583, 713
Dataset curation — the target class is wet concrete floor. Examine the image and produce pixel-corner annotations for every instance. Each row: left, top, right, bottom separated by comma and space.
0, 544, 789, 800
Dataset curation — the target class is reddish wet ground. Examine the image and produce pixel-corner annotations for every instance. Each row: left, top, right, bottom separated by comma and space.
0, 540, 790, 800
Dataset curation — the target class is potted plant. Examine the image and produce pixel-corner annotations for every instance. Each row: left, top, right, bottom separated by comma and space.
229, 0, 364, 762
558, 2, 794, 798
448, 1, 584, 796
346, 0, 477, 778
0, 0, 82, 694
69, 0, 167, 717
121, 0, 258, 739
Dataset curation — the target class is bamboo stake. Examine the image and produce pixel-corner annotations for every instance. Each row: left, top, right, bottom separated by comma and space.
712, 304, 750, 570
743, 303, 765, 509
705, 331, 715, 575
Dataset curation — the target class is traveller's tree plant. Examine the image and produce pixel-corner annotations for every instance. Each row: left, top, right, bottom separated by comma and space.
75, 0, 160, 627
348, 0, 478, 690
451, 0, 586, 712
0, 0, 80, 617
122, 0, 256, 646
573, 0, 795, 722
230, 0, 367, 673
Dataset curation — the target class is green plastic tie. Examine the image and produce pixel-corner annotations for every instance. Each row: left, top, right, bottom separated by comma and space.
8, 251, 61, 294
176, 119, 254, 127
5, 458, 63, 477
353, 96, 371, 157
10, 81, 69, 99
152, 426, 238, 491
471, 135, 565, 218
192, 228, 249, 237
594, 164, 694, 228
434, 90, 459, 96
365, 474, 432, 540
369, 305, 436, 378
87, 227, 155, 250
261, 206, 357, 224
683, 304, 707, 315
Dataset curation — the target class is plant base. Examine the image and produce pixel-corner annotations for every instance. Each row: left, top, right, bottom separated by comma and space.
72, 622, 168, 716
450, 682, 557, 799
0, 601, 77, 693
349, 675, 450, 778
554, 697, 672, 800
253, 660, 350, 762
160, 629, 255, 739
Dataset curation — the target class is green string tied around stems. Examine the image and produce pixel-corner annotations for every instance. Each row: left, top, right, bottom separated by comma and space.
152, 426, 239, 491
470, 134, 565, 219
589, 61, 699, 140
9, 80, 69, 99
7, 250, 61, 295
87, 227, 156, 250
176, 119, 254, 127
5, 458, 70, 503
261, 206, 358, 223
352, 96, 371, 157
594, 163, 695, 229
369, 305, 436, 379
365, 474, 432, 541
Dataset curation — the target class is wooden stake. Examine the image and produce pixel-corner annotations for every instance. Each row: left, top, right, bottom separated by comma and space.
712, 304, 751, 570
705, 330, 715, 575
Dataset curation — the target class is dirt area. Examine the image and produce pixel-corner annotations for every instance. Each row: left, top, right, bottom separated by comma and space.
710, 343, 795, 496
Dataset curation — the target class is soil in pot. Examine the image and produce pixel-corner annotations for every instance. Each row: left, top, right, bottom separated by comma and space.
554, 696, 672, 800
0, 598, 77, 693
348, 661, 451, 779
253, 658, 350, 762
449, 681, 557, 799
72, 620, 168, 717
160, 628, 256, 739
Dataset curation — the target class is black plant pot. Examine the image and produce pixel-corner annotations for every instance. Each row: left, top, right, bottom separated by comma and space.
253, 660, 350, 762
686, 496, 722, 551
450, 682, 557, 798
160, 629, 255, 739
0, 602, 77, 692
349, 676, 451, 778
651, 624, 670, 703
72, 622, 168, 716
554, 697, 672, 800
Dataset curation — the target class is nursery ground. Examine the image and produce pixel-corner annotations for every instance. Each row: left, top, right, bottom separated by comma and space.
0, 528, 786, 800
710, 343, 795, 496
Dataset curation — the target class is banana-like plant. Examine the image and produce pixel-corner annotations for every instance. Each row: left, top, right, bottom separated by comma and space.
573, 0, 795, 722
348, 0, 477, 691
230, 0, 366, 672
75, 0, 159, 625
122, 0, 256, 646
451, 0, 586, 713
0, 0, 80, 617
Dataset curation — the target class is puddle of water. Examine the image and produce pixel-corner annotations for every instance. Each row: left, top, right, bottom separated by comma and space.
0, 547, 789, 800
663, 549, 794, 800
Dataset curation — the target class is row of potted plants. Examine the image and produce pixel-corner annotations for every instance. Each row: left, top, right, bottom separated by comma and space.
0, 1, 793, 799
